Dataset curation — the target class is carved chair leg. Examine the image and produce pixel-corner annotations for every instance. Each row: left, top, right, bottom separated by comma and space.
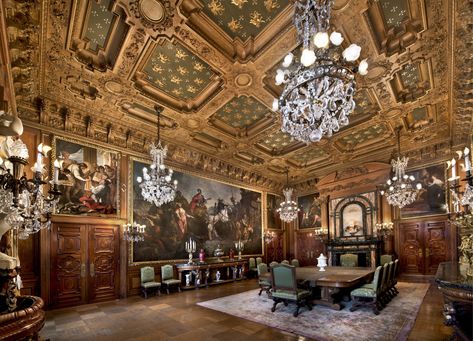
294, 304, 300, 317
306, 299, 313, 311
157, 288, 161, 296
166, 287, 170, 295
271, 299, 279, 312
259, 287, 263, 296
178, 286, 181, 293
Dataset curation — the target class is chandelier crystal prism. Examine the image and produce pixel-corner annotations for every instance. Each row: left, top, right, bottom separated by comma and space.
277, 170, 299, 223
137, 106, 177, 207
382, 129, 422, 209
273, 0, 368, 143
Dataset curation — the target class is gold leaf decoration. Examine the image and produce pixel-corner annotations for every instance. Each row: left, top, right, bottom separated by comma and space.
264, 0, 280, 12
249, 11, 265, 27
208, 0, 225, 15
231, 0, 248, 9
228, 18, 243, 32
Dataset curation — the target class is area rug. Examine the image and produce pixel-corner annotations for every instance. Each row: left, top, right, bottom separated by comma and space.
197, 282, 429, 341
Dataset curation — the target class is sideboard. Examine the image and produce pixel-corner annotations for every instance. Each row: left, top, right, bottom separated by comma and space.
176, 259, 247, 289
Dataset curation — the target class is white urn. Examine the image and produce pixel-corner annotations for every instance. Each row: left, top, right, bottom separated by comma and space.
317, 253, 328, 272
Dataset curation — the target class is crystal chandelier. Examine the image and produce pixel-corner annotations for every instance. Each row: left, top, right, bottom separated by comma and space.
272, 0, 368, 143
263, 230, 276, 244
381, 129, 422, 209
277, 169, 299, 223
0, 139, 61, 239
137, 106, 177, 207
123, 221, 146, 242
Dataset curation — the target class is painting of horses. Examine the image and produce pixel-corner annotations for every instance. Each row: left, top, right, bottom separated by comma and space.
131, 160, 263, 263
53, 137, 120, 216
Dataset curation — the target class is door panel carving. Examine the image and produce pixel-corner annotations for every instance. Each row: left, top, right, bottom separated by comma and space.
399, 222, 423, 274
424, 221, 448, 275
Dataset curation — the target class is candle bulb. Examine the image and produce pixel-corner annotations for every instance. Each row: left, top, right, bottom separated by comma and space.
464, 147, 471, 172
37, 143, 43, 167
53, 159, 61, 184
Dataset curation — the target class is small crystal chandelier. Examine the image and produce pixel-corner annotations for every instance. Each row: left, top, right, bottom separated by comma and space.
272, 0, 368, 143
277, 169, 299, 223
381, 128, 422, 209
123, 222, 146, 242
137, 106, 177, 207
263, 230, 276, 244
0, 139, 61, 239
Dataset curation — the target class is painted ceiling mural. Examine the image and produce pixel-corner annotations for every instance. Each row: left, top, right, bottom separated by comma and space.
3, 0, 470, 191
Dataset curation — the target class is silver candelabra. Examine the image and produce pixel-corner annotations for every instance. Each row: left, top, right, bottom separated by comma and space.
185, 237, 196, 264
235, 240, 244, 260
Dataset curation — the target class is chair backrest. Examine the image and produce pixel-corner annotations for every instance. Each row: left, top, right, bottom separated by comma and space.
393, 259, 399, 281
256, 257, 263, 265
257, 262, 268, 276
161, 264, 174, 281
380, 254, 393, 266
281, 260, 290, 265
386, 261, 394, 286
269, 261, 278, 268
141, 266, 155, 284
291, 259, 300, 267
380, 263, 389, 291
271, 264, 297, 292
249, 257, 256, 268
370, 266, 382, 292
340, 253, 358, 267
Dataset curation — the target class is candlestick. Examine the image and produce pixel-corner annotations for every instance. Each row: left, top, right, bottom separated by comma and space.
53, 159, 61, 184
465, 147, 471, 172
451, 158, 457, 180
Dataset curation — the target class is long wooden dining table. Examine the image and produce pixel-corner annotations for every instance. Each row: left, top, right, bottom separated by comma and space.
262, 266, 375, 310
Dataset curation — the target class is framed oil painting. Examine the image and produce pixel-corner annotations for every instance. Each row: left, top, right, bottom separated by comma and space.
130, 159, 263, 263
53, 137, 120, 216
266, 193, 282, 230
400, 163, 447, 219
297, 192, 322, 229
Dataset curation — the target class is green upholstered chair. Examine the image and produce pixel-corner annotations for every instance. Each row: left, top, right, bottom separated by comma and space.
378, 263, 390, 307
257, 263, 271, 296
384, 261, 395, 301
350, 265, 383, 315
160, 264, 181, 294
256, 257, 263, 266
140, 266, 161, 299
340, 253, 358, 267
281, 260, 290, 265
291, 259, 300, 267
390, 259, 399, 295
269, 261, 278, 268
380, 254, 393, 266
249, 257, 257, 277
270, 264, 312, 317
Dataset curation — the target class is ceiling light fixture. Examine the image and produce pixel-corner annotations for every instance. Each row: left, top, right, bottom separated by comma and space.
381, 128, 422, 209
137, 106, 177, 207
273, 0, 368, 143
277, 169, 299, 223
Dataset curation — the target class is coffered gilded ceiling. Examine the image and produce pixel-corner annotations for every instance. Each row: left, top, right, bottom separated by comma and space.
2, 0, 472, 191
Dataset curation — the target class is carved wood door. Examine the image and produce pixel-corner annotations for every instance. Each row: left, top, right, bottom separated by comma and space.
399, 222, 424, 274
51, 223, 87, 308
424, 221, 449, 275
88, 225, 120, 303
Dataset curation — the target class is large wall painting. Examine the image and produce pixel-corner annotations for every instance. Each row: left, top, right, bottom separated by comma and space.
131, 160, 263, 263
266, 193, 282, 230
53, 137, 120, 216
401, 164, 447, 218
297, 193, 322, 229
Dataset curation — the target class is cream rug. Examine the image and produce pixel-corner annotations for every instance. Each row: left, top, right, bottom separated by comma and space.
197, 282, 429, 341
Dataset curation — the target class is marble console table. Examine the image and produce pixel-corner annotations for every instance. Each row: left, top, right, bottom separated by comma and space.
435, 262, 473, 341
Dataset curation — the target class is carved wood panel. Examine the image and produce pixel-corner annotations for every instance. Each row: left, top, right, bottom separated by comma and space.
424, 221, 449, 275
399, 221, 424, 274
295, 232, 325, 267
51, 223, 87, 308
88, 226, 119, 303
265, 231, 284, 263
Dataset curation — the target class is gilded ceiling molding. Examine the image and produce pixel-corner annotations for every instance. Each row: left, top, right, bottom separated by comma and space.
129, 0, 175, 33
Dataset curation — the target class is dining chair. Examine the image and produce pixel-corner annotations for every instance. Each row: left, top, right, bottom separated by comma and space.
257, 262, 271, 296
380, 254, 393, 266
350, 265, 383, 315
340, 253, 358, 267
140, 266, 161, 299
269, 261, 278, 268
161, 264, 181, 294
281, 260, 290, 265
291, 259, 300, 267
270, 264, 312, 317
391, 259, 399, 295
256, 257, 263, 266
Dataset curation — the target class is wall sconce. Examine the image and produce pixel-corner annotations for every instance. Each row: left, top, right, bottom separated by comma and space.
375, 222, 394, 236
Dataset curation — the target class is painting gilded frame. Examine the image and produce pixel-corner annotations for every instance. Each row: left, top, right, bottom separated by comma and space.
297, 192, 322, 230
400, 162, 448, 219
129, 157, 264, 265
52, 136, 121, 217
266, 193, 283, 230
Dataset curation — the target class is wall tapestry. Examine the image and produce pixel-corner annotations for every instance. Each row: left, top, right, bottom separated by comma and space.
131, 160, 262, 263
297, 193, 322, 229
53, 137, 120, 216
401, 163, 447, 218
266, 193, 282, 230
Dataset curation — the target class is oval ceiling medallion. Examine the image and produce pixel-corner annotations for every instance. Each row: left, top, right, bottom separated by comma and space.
187, 118, 199, 129
235, 73, 253, 88
105, 81, 123, 94
139, 0, 165, 23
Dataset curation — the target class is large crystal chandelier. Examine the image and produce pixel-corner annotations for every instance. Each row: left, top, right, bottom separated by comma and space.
277, 169, 299, 223
136, 106, 177, 207
0, 139, 61, 239
272, 0, 368, 143
381, 129, 422, 209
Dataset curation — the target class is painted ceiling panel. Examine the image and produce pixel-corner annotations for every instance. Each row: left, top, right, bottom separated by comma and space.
143, 40, 216, 100
400, 63, 420, 89
290, 147, 327, 164
380, 0, 409, 32
212, 96, 269, 128
202, 0, 289, 40
258, 130, 295, 150
84, 0, 115, 52
338, 124, 387, 147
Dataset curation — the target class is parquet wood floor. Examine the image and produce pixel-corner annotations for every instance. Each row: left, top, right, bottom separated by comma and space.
40, 279, 453, 341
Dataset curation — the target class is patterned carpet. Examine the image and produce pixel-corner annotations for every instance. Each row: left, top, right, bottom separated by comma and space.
197, 282, 430, 341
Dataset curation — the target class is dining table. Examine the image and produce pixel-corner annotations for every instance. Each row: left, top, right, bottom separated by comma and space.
262, 266, 375, 310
